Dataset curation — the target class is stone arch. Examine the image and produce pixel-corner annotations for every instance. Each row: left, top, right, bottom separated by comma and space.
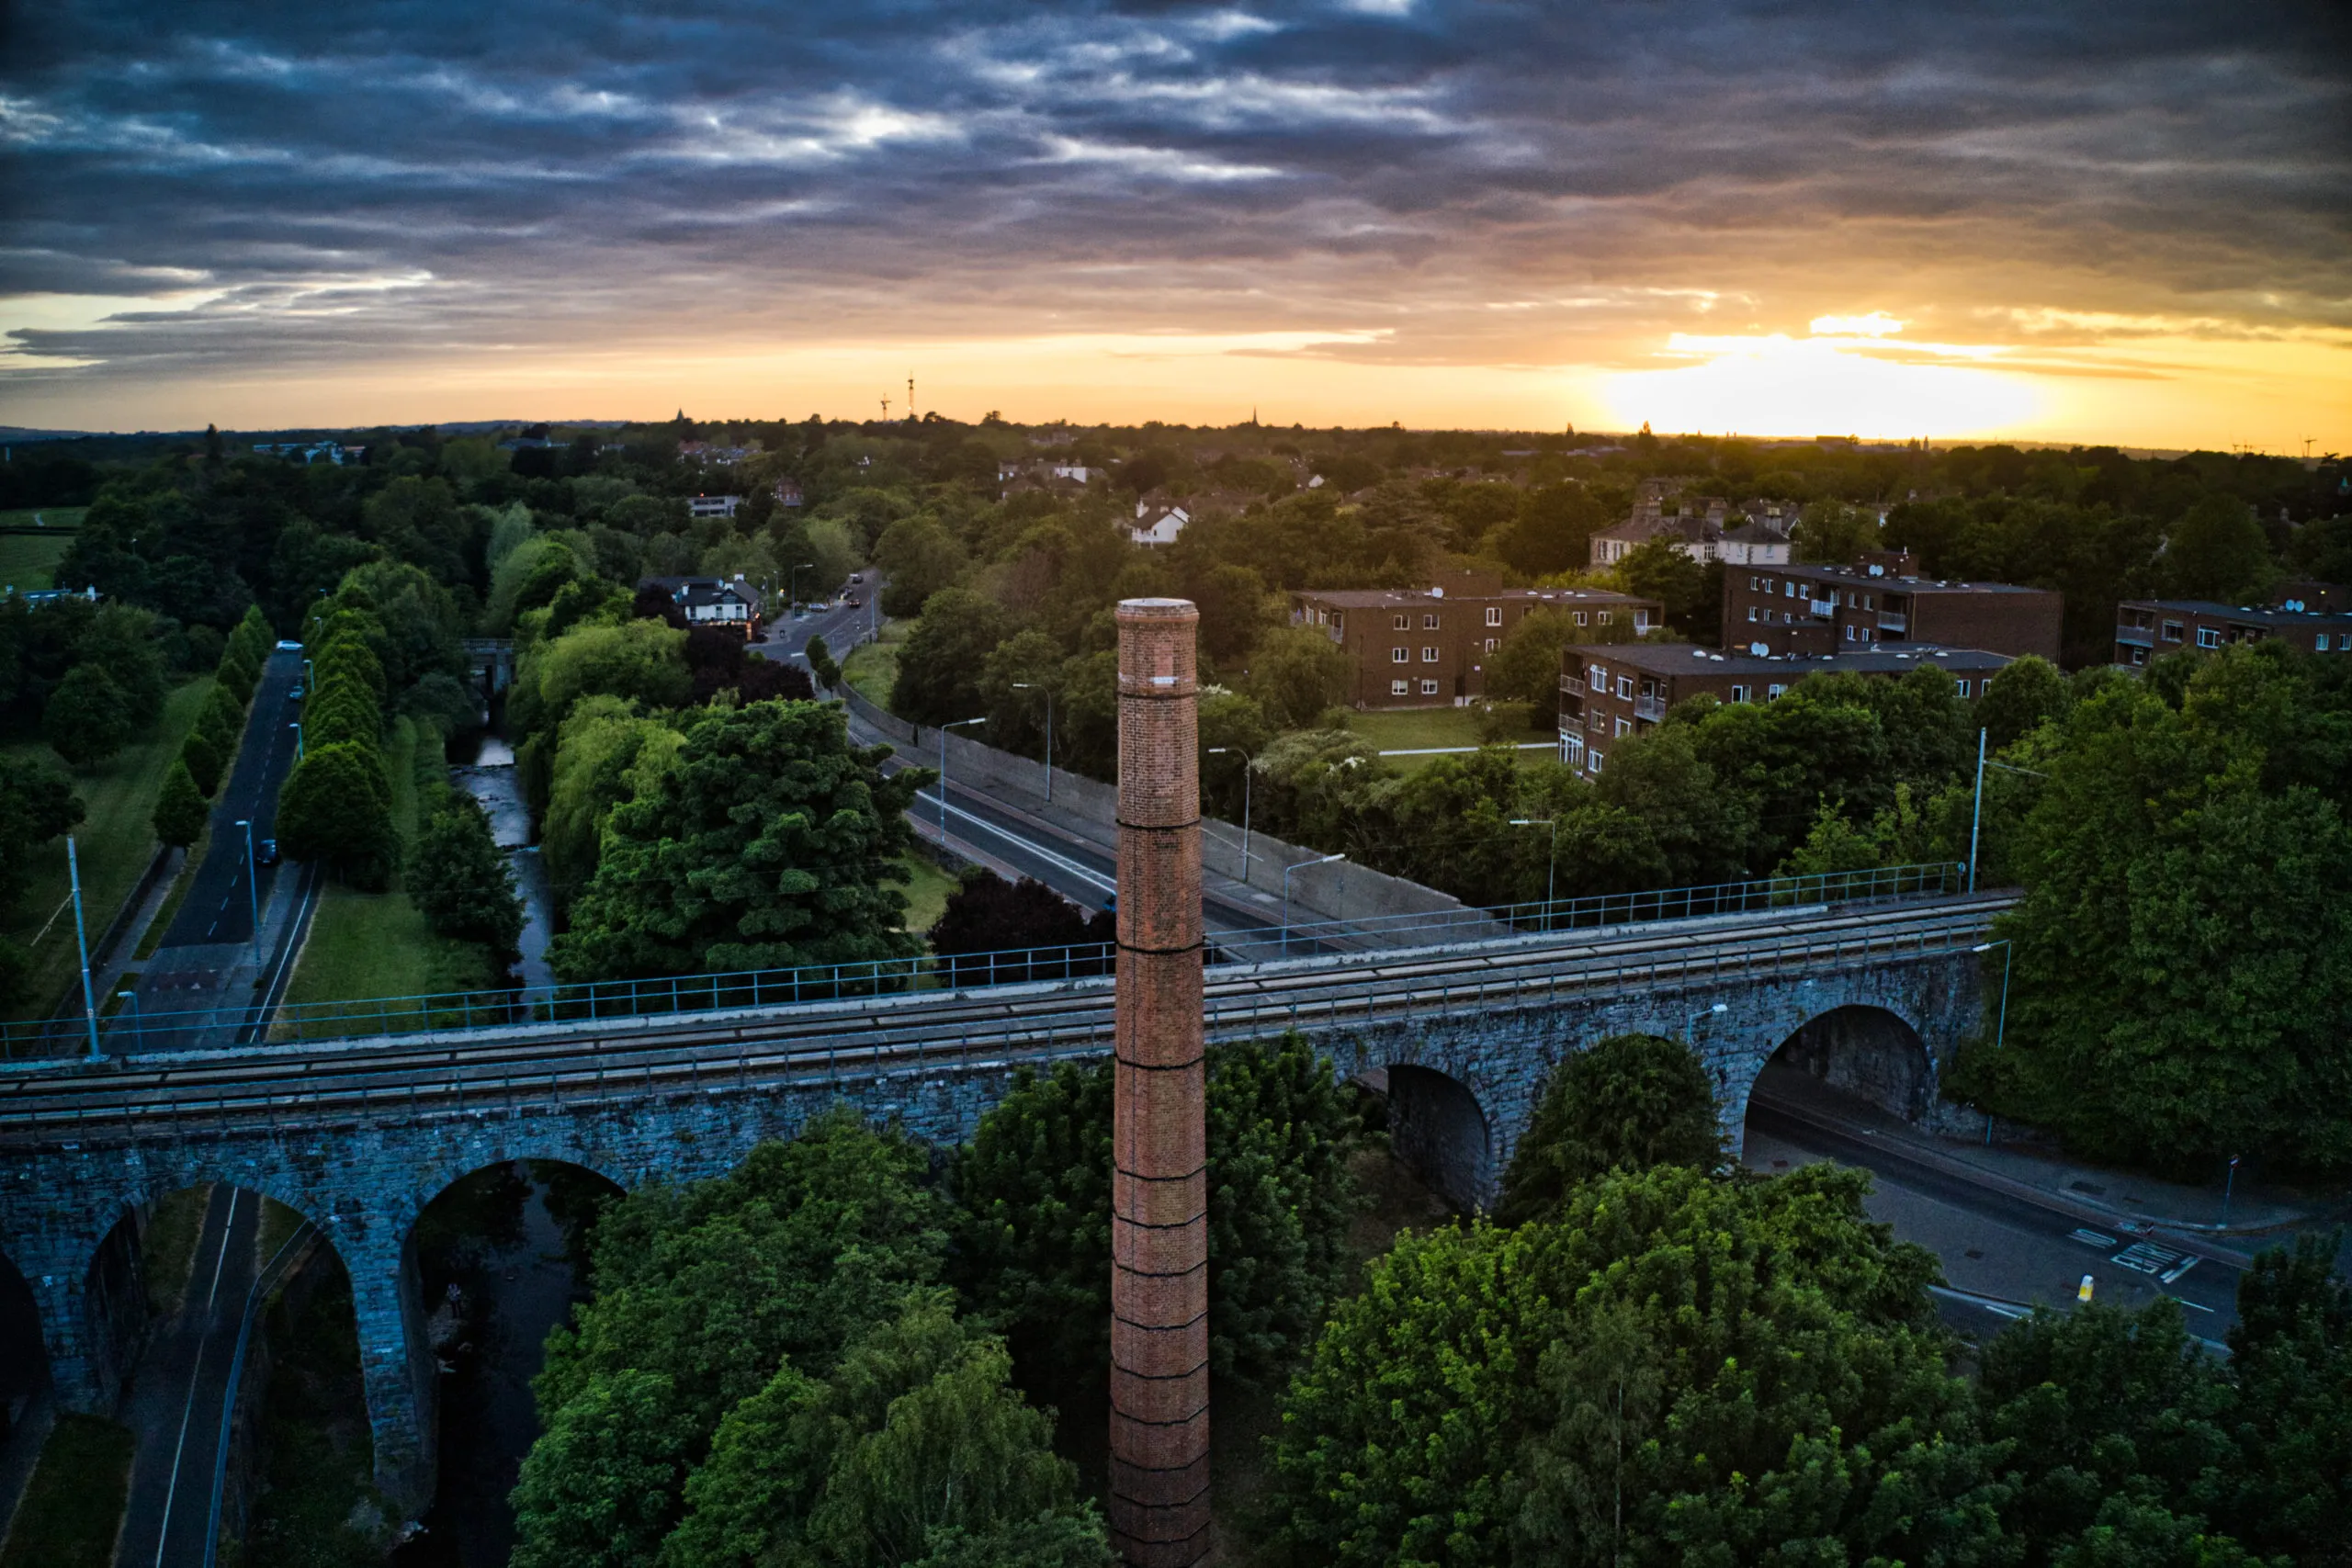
0, 1245, 47, 1421
1385, 1063, 1492, 1213
1759, 1004, 1935, 1122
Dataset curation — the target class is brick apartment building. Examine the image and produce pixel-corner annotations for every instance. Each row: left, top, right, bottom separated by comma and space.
1557, 643, 2012, 774
2111, 598, 2352, 667
1294, 576, 1662, 708
1723, 554, 2062, 662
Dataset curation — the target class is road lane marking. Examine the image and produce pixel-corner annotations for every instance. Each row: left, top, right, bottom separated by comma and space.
2161, 1257, 2200, 1285
155, 1187, 240, 1566
2111, 1241, 2186, 1275
2068, 1228, 2118, 1248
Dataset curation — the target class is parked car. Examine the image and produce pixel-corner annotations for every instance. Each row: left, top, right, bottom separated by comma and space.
848, 572, 865, 583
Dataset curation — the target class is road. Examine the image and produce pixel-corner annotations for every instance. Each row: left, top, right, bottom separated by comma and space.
125, 648, 322, 1054
756, 585, 876, 669
1743, 1077, 2245, 1346
114, 1182, 258, 1568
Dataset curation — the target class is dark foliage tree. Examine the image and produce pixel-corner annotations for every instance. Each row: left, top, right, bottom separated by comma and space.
0, 755, 84, 914
1495, 1032, 1725, 1224
153, 758, 207, 849
926, 870, 1111, 984
43, 663, 133, 766
683, 626, 815, 707
803, 632, 842, 692
550, 700, 926, 981
890, 586, 1008, 727
1976, 653, 2074, 753
276, 740, 399, 890
409, 793, 524, 955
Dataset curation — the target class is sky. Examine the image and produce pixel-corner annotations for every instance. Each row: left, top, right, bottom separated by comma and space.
3, 1, 2347, 449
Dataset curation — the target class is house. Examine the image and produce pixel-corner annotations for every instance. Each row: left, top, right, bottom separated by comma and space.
773, 479, 804, 509
687, 494, 742, 520
251, 440, 363, 466
1724, 561, 2061, 662
641, 575, 763, 638
1050, 461, 1092, 483
1589, 481, 1736, 566
2112, 598, 2352, 667
1131, 501, 1191, 548
1557, 642, 2012, 773
1293, 581, 1662, 709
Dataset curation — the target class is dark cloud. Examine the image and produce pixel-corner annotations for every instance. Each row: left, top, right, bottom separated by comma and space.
2, 0, 2346, 406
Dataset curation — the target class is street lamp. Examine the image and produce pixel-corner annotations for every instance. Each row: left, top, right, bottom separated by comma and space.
938, 717, 986, 838
1281, 853, 1345, 954
288, 721, 303, 762
118, 989, 142, 1052
1012, 682, 1054, 803
1687, 1002, 1728, 1034
1973, 940, 2014, 1146
235, 818, 260, 959
788, 560, 817, 614
68, 835, 99, 1061
1509, 818, 1558, 928
1207, 746, 1254, 875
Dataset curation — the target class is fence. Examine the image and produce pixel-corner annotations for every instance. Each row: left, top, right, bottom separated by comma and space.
0, 863, 1968, 1061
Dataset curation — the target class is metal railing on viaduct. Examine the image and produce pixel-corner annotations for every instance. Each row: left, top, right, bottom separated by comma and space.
0, 879, 2011, 1519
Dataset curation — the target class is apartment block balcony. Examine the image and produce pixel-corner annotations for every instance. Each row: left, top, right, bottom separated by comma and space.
2114, 624, 2154, 647
1876, 612, 1908, 634
1559, 673, 1587, 695
1809, 599, 1838, 619
1634, 694, 1668, 722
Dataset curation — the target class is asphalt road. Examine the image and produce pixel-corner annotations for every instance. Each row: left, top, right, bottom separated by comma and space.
115, 1182, 258, 1568
1743, 1086, 2244, 1346
756, 585, 877, 668
160, 648, 305, 950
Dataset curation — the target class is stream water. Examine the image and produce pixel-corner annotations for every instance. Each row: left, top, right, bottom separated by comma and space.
449, 739, 556, 990
390, 1162, 615, 1567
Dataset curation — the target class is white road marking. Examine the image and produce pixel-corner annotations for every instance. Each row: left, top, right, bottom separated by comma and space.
154, 1187, 240, 1566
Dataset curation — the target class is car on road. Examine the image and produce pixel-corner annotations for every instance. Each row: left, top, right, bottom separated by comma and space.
255, 839, 280, 867
848, 572, 864, 583
275, 639, 303, 651
845, 597, 863, 609
288, 685, 305, 702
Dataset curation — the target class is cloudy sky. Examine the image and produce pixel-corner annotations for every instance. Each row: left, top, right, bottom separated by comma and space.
3, 0, 2346, 446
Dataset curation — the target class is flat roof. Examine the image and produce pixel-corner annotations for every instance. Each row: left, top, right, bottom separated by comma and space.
1573, 642, 2014, 678
1758, 561, 2047, 595
2120, 598, 2352, 625
1296, 586, 1653, 606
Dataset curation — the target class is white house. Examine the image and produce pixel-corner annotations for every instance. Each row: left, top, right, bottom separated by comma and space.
688, 494, 742, 519
1130, 502, 1191, 548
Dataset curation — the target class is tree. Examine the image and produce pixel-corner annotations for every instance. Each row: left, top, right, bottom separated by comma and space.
510, 1369, 700, 1568
1792, 499, 1881, 563
2222, 1233, 2352, 1565
927, 870, 1111, 985
153, 759, 207, 849
1614, 536, 1721, 642
276, 741, 399, 890
804, 632, 842, 692
542, 697, 682, 914
874, 516, 969, 617
410, 794, 525, 954
890, 587, 1009, 727
1976, 653, 2073, 753
1242, 623, 1352, 730
510, 618, 691, 745
0, 755, 84, 914
951, 1034, 1363, 1393
549, 700, 928, 981
1495, 1033, 1725, 1224
43, 664, 133, 766
180, 731, 223, 796
2165, 496, 2275, 604
1261, 1165, 1976, 1568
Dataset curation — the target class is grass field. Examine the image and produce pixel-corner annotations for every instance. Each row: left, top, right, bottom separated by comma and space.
277, 717, 502, 1017
2, 676, 215, 1021
0, 535, 73, 593
897, 852, 957, 935
842, 618, 909, 709
0, 1413, 132, 1568
1344, 705, 1553, 770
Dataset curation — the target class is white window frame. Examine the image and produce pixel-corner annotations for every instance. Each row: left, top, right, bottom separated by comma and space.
1616, 676, 1633, 699
2197, 626, 2221, 649
1392, 646, 1409, 663
1421, 646, 1441, 662
1392, 613, 1410, 630
1730, 684, 1749, 704
1614, 717, 1632, 738
1767, 682, 1786, 700
1484, 606, 1502, 626
1423, 613, 1441, 629
1955, 679, 1972, 696
1390, 678, 1410, 695
1589, 750, 1604, 773
1419, 679, 1440, 696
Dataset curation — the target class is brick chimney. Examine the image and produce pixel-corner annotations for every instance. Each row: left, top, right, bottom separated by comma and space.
1109, 597, 1209, 1567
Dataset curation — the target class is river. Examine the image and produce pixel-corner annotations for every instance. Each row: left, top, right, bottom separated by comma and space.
449, 739, 556, 990
390, 1162, 615, 1567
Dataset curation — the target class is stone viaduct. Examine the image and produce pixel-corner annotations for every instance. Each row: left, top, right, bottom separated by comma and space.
0, 937, 1987, 1515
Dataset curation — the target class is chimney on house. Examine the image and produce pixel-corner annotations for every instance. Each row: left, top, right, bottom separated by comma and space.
1109, 597, 1210, 1567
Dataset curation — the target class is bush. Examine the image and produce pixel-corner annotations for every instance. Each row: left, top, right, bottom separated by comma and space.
44, 664, 133, 767
1494, 1032, 1725, 1225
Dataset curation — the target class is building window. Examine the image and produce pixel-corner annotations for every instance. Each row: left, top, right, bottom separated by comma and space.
1423, 613, 1441, 629
1843, 625, 1856, 641
2320, 635, 2333, 651
2130, 647, 2148, 666
1614, 717, 1632, 738
1598, 611, 1612, 626
1955, 679, 1972, 697
1483, 637, 1498, 652
1730, 684, 1749, 703
1485, 606, 1501, 626
1747, 575, 1759, 590
1747, 607, 1758, 623
1422, 646, 1440, 662
2197, 626, 2222, 649
1392, 647, 1408, 663
1390, 679, 1410, 695
1767, 682, 1786, 700
1589, 750, 1604, 773
1392, 614, 1409, 630
1616, 676, 1633, 699
1589, 662, 1607, 685
2162, 620, 2184, 642
1574, 611, 1589, 626
1419, 679, 1440, 695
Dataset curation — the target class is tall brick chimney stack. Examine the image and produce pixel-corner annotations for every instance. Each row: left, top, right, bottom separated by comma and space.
1109, 598, 1210, 1567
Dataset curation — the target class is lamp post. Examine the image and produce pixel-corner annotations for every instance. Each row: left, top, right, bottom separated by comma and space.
1687, 1002, 1727, 1035
118, 989, 142, 1052
2222, 1155, 2240, 1227
235, 818, 260, 959
1972, 940, 2013, 1145
1207, 745, 1254, 875
69, 835, 99, 1061
788, 560, 817, 615
1012, 682, 1054, 802
288, 721, 303, 762
938, 717, 985, 839
1509, 817, 1558, 928
1281, 852, 1345, 954
1968, 727, 1986, 893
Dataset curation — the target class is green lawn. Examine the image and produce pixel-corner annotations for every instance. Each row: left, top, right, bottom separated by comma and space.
897, 853, 957, 935
0, 534, 72, 594
142, 1184, 214, 1317
1344, 705, 1553, 771
842, 619, 908, 709
2, 676, 215, 1021
275, 717, 501, 1022
0, 1414, 132, 1568
0, 506, 87, 530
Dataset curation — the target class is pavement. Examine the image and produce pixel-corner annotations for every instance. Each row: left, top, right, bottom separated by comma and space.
1743, 1065, 2344, 1348
120, 648, 322, 1054
113, 1182, 258, 1568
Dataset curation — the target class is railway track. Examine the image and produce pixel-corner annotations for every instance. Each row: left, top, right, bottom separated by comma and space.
0, 894, 2011, 1144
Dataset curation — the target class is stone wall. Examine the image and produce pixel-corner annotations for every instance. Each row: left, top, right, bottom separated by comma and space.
0, 943, 1984, 1517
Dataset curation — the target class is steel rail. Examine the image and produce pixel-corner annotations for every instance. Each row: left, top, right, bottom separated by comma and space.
0, 897, 2010, 1114
0, 902, 2008, 1144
